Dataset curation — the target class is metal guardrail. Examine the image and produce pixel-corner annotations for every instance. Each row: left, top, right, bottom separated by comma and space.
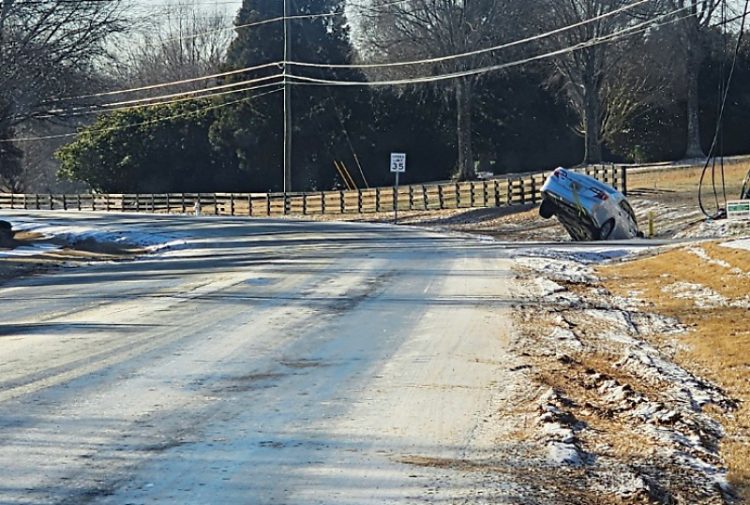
0, 165, 626, 217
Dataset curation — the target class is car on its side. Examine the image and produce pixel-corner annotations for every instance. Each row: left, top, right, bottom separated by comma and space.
539, 167, 641, 241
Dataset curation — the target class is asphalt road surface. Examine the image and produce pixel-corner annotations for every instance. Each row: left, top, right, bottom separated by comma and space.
0, 213, 531, 504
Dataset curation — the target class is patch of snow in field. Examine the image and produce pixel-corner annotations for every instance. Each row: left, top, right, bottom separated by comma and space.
686, 246, 734, 269
661, 282, 728, 308
660, 281, 750, 309
721, 237, 750, 252
519, 246, 641, 265
676, 218, 750, 238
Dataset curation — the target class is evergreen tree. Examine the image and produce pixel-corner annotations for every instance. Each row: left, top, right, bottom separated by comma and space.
212, 0, 362, 191
56, 103, 237, 193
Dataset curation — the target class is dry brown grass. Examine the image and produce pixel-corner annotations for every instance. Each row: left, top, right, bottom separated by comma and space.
628, 159, 750, 194
599, 243, 750, 501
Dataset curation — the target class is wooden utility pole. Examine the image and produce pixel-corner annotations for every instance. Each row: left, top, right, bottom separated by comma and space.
283, 0, 292, 192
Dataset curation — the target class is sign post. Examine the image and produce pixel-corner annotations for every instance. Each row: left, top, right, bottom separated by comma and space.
390, 152, 406, 223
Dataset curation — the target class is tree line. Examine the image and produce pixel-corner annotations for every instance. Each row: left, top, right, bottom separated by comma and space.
1, 0, 749, 194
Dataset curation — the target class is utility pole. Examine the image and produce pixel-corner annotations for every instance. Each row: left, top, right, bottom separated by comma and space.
283, 0, 292, 192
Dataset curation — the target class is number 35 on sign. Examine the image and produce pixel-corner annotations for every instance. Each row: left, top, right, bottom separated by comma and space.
390, 153, 406, 173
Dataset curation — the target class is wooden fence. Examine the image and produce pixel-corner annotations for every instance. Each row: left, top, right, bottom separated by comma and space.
0, 165, 626, 217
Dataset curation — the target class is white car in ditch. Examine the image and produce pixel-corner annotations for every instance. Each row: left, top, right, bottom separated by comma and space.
539, 167, 641, 241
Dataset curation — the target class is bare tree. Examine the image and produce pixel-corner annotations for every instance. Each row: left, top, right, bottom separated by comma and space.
536, 0, 669, 164
0, 0, 129, 188
666, 0, 726, 158
111, 1, 233, 94
351, 0, 524, 180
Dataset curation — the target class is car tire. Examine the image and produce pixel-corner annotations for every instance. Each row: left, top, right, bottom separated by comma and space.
598, 218, 615, 240
539, 199, 555, 219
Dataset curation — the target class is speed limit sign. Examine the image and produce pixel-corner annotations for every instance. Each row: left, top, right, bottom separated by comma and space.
390, 153, 406, 173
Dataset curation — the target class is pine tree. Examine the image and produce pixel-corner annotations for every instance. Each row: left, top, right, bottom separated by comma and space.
211, 0, 361, 191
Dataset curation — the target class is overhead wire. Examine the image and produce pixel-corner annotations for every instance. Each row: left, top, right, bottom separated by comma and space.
48, 0, 654, 105
51, 72, 283, 114
698, 0, 750, 219
4, 86, 283, 143
36, 81, 284, 119
285, 4, 695, 88
289, 0, 655, 70
5, 0, 691, 143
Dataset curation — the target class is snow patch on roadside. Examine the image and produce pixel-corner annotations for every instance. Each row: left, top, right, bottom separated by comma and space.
8, 219, 189, 253
0, 243, 60, 258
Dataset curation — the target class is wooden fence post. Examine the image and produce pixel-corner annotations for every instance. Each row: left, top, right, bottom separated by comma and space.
505, 179, 513, 206
62, 195, 67, 211
469, 182, 475, 208
302, 193, 308, 215
340, 190, 345, 214
248, 194, 253, 216
494, 180, 500, 207
77, 194, 82, 211
438, 185, 445, 209
455, 183, 461, 208
321, 191, 326, 214
620, 165, 627, 195
266, 194, 271, 216
375, 188, 381, 212
35, 194, 40, 210
408, 185, 414, 210
150, 194, 156, 213
531, 176, 537, 204
422, 185, 429, 210
357, 189, 363, 213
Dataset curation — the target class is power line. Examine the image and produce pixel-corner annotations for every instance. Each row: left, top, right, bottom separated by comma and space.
49, 61, 282, 103
295, 0, 654, 70
3, 86, 283, 143
37, 81, 284, 119
53, 72, 283, 113
49, 0, 658, 107
284, 5, 694, 87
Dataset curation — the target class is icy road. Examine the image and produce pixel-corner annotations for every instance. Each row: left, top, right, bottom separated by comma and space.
0, 213, 527, 504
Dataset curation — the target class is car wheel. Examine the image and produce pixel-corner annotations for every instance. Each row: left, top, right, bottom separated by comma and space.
598, 218, 615, 240
539, 199, 555, 219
